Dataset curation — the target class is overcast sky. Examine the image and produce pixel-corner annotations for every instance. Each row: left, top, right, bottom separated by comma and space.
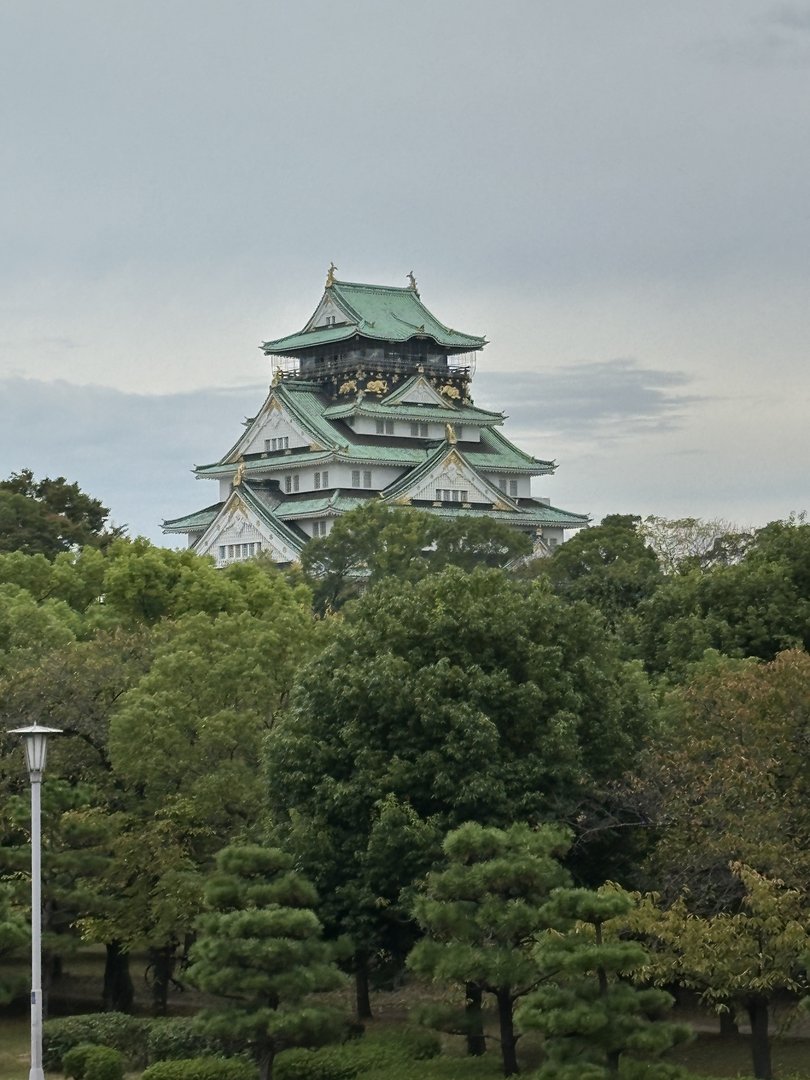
2, 1, 808, 542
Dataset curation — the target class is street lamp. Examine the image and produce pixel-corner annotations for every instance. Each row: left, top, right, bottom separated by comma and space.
10, 725, 61, 1080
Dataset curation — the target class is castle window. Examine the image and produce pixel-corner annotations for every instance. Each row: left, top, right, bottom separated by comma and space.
509, 480, 518, 497
265, 436, 289, 451
376, 419, 394, 434
352, 470, 360, 487
312, 520, 328, 537
284, 474, 300, 493
436, 488, 468, 503
363, 471, 372, 488
410, 422, 429, 437
314, 470, 329, 489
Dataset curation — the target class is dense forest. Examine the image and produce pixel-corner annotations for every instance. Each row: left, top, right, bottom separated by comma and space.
1, 471, 808, 1080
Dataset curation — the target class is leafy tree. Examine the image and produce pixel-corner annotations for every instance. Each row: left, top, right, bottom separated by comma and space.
517, 886, 690, 1079
0, 628, 153, 1010
631, 864, 810, 1080
408, 821, 572, 1077
0, 880, 28, 1003
0, 469, 123, 556
636, 649, 810, 908
300, 501, 531, 611
187, 844, 344, 1080
267, 568, 652, 1015
639, 515, 752, 574
632, 517, 810, 677
539, 514, 662, 632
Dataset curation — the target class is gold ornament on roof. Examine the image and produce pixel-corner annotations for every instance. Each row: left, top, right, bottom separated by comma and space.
366, 378, 388, 396
272, 366, 283, 386
440, 383, 461, 400
233, 458, 246, 486
326, 261, 338, 287
445, 423, 458, 445
407, 270, 418, 291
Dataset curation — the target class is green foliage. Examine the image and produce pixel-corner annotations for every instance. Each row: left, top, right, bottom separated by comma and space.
638, 649, 810, 906
141, 1057, 257, 1080
63, 1041, 100, 1080
274, 1031, 441, 1080
354, 1058, 497, 1080
268, 565, 652, 982
42, 1012, 147, 1071
517, 886, 691, 1079
630, 864, 810, 1080
146, 1017, 231, 1063
82, 1045, 124, 1080
0, 881, 28, 1003
409, 821, 571, 1077
542, 514, 662, 630
0, 468, 123, 557
187, 844, 345, 1079
300, 501, 531, 611
632, 517, 810, 677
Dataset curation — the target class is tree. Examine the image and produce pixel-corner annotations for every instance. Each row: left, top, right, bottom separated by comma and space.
631, 864, 810, 1080
517, 886, 690, 1079
539, 515, 662, 633
267, 567, 653, 1016
300, 501, 531, 612
187, 844, 345, 1080
408, 822, 572, 1077
636, 650, 810, 908
632, 517, 810, 678
0, 469, 123, 556
0, 881, 28, 1004
639, 515, 753, 575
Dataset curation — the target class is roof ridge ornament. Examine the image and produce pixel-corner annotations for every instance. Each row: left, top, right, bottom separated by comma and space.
407, 270, 419, 294
326, 262, 338, 288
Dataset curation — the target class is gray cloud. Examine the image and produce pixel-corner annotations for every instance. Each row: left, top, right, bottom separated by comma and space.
0, 377, 264, 542
474, 360, 702, 441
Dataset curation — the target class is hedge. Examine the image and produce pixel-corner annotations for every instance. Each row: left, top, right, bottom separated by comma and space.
43, 1013, 148, 1071
140, 1057, 257, 1080
145, 1017, 232, 1063
275, 1030, 441, 1080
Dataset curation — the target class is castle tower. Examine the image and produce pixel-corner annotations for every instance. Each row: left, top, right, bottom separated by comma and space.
163, 271, 588, 564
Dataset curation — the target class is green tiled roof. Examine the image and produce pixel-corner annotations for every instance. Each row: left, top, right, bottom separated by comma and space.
275, 492, 373, 519
162, 503, 222, 533
262, 279, 486, 354
411, 502, 590, 528
323, 398, 503, 425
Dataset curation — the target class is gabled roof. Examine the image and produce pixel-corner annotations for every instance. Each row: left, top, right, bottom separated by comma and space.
262, 279, 486, 355
162, 503, 223, 534
323, 393, 503, 427
191, 483, 308, 559
382, 440, 520, 508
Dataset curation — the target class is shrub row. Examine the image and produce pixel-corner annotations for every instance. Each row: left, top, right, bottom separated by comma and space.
62, 1043, 125, 1080
43, 1013, 232, 1072
140, 1058, 257, 1080
275, 1029, 440, 1080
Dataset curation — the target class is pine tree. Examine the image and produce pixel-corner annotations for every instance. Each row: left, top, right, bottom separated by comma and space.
517, 887, 691, 1079
186, 845, 345, 1080
407, 821, 571, 1077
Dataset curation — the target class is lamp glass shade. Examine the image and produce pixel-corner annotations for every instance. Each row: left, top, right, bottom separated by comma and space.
9, 725, 62, 778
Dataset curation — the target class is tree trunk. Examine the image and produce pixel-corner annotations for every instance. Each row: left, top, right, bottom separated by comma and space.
719, 1005, 739, 1036
103, 941, 134, 1013
355, 957, 373, 1020
148, 944, 175, 1017
496, 989, 519, 1077
746, 996, 772, 1080
258, 1046, 273, 1080
465, 981, 487, 1056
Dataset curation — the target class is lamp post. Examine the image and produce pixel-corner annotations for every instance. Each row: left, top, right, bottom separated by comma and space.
10, 724, 61, 1080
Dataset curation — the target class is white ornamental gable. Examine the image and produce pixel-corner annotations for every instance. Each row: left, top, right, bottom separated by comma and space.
241, 397, 310, 455
388, 375, 449, 408
306, 292, 348, 329
407, 450, 498, 505
195, 496, 299, 565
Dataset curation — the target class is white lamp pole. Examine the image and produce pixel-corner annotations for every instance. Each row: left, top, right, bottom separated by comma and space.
10, 724, 61, 1080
